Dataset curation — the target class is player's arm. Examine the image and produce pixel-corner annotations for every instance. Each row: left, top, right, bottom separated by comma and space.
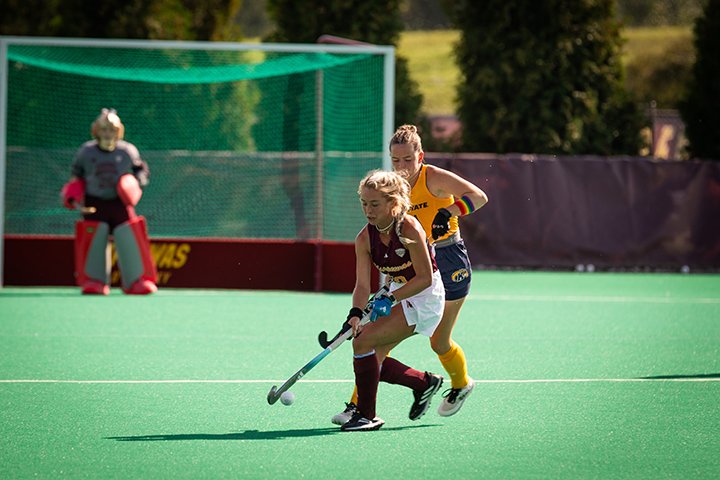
426, 165, 488, 239
118, 144, 148, 207
70, 147, 85, 180
352, 227, 373, 307
428, 165, 488, 216
61, 177, 85, 209
390, 215, 433, 301
61, 152, 86, 209
127, 143, 149, 187
60, 148, 85, 210
348, 227, 373, 336
132, 163, 150, 187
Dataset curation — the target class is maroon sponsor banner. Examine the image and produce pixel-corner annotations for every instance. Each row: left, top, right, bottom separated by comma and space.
426, 153, 720, 271
4, 235, 363, 292
8, 154, 719, 282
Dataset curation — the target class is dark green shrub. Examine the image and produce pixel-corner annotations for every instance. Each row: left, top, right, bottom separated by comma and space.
679, 0, 720, 160
450, 0, 644, 155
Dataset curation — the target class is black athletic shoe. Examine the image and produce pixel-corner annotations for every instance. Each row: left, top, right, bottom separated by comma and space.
340, 411, 385, 431
409, 372, 444, 420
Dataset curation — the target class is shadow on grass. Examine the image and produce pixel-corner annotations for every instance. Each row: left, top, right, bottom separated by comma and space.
106, 424, 441, 441
639, 373, 720, 380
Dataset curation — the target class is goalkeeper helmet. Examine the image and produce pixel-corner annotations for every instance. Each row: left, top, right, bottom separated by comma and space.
91, 108, 125, 151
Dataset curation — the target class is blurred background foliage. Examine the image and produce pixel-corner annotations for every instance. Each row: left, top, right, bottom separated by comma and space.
0, 0, 243, 40
679, 0, 720, 159
1, 0, 714, 157
449, 0, 645, 155
264, 0, 423, 136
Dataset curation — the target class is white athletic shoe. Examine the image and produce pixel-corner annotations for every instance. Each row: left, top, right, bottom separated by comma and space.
331, 402, 357, 425
437, 378, 475, 417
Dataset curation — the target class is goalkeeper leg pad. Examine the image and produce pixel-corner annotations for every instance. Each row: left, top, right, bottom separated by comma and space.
74, 220, 111, 295
113, 216, 158, 295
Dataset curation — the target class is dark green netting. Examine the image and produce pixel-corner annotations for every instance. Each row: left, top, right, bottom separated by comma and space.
8, 46, 370, 83
4, 43, 387, 241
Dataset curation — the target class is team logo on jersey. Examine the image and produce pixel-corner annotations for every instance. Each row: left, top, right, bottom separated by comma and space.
451, 268, 469, 283
395, 248, 406, 257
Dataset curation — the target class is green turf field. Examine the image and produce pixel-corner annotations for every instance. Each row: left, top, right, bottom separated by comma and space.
1, 271, 719, 479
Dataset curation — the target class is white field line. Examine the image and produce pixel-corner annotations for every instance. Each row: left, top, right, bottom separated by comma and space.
5, 290, 718, 303
468, 294, 720, 304
1, 378, 718, 384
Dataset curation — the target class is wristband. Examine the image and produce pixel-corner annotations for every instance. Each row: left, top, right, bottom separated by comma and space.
452, 195, 476, 216
347, 307, 364, 321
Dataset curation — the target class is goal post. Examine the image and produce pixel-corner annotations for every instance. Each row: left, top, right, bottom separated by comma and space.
0, 36, 395, 287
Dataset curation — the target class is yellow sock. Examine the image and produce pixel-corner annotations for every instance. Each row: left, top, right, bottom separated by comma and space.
438, 341, 469, 389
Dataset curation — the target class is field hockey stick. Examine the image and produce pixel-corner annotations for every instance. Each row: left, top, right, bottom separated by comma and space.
317, 285, 390, 348
72, 201, 97, 214
267, 285, 390, 405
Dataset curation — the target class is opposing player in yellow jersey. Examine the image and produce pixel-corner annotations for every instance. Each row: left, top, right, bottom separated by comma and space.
332, 124, 488, 424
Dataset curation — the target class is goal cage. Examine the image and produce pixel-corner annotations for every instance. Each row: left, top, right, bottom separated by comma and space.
0, 37, 395, 286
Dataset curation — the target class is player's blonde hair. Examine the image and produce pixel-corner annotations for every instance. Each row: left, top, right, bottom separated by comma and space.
389, 124, 423, 153
358, 169, 414, 244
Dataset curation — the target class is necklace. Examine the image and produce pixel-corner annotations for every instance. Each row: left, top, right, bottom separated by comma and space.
376, 219, 395, 234
407, 168, 421, 187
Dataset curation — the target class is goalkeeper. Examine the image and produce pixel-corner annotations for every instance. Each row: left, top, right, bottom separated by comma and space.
60, 108, 157, 295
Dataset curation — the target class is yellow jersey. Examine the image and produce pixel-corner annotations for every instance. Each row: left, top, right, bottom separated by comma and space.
409, 164, 459, 242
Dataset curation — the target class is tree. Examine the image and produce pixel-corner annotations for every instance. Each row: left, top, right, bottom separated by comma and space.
624, 38, 694, 109
616, 0, 704, 26
0, 0, 242, 40
450, 0, 644, 155
679, 0, 720, 160
266, 0, 423, 126
2, 0, 253, 153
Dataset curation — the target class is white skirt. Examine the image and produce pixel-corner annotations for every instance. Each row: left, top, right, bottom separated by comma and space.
390, 269, 445, 337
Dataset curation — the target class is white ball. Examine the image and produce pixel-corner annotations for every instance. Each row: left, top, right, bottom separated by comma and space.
280, 391, 295, 406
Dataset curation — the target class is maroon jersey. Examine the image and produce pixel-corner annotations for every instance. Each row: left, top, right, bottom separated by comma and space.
71, 140, 148, 200
368, 220, 438, 284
